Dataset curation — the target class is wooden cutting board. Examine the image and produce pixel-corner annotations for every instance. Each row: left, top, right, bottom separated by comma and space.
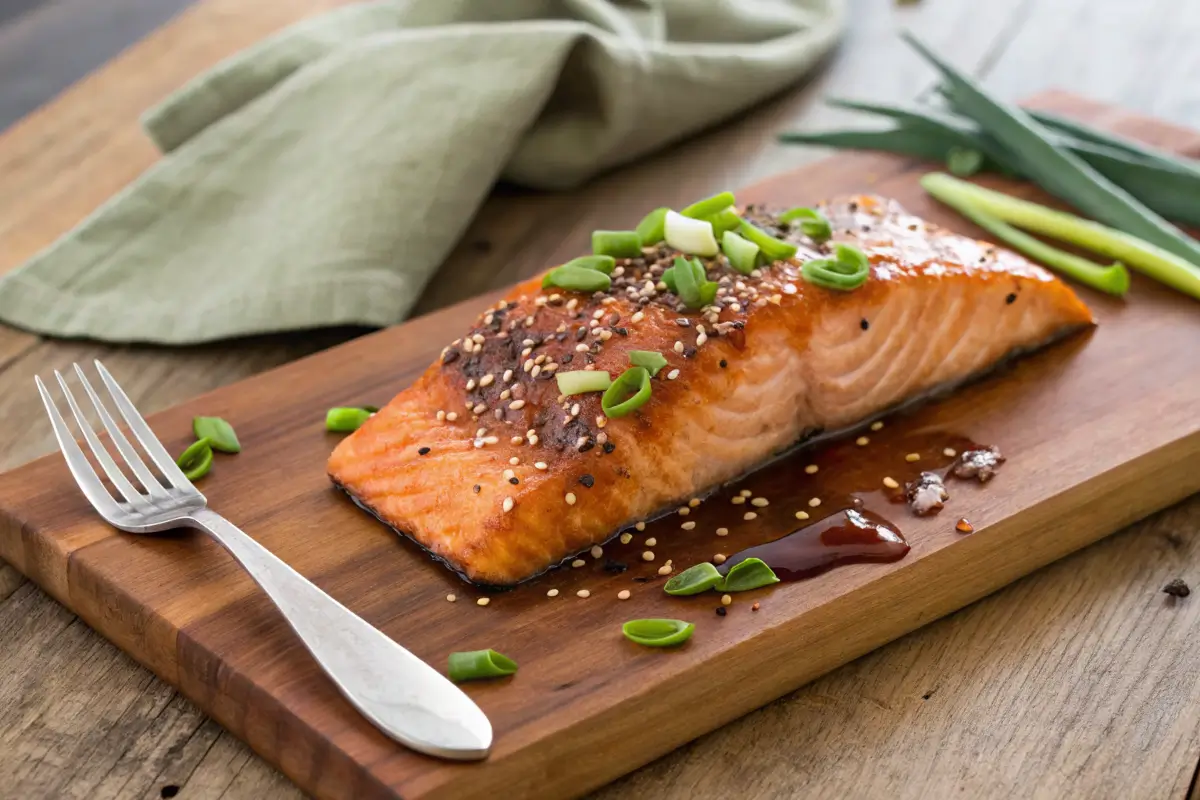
1, 94, 1198, 800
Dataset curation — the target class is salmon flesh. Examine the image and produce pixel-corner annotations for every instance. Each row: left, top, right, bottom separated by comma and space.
328, 196, 1093, 585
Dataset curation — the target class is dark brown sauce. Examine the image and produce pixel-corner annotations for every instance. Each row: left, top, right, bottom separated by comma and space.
719, 508, 909, 582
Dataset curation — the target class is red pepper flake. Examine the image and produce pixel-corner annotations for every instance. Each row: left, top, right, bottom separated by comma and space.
751, 602, 760, 612
955, 518, 974, 534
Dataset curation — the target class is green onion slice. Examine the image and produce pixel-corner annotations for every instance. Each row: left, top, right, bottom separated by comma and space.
671, 256, 719, 310
562, 254, 616, 275
778, 207, 832, 243
592, 230, 642, 259
176, 438, 214, 482
621, 618, 695, 647
717, 557, 780, 592
680, 191, 736, 219
721, 230, 760, 275
665, 210, 719, 257
703, 208, 743, 237
192, 416, 240, 454
738, 220, 798, 263
802, 243, 871, 291
326, 407, 373, 432
946, 146, 985, 177
542, 265, 612, 293
629, 350, 668, 376
664, 562, 724, 596
636, 207, 669, 246
447, 649, 518, 682
661, 266, 678, 293
556, 370, 612, 395
601, 366, 652, 418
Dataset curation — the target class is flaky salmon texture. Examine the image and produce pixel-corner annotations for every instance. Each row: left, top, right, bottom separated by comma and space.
328, 195, 1093, 585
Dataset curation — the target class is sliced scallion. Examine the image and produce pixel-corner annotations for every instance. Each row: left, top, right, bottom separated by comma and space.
801, 243, 871, 291
703, 207, 743, 237
778, 207, 832, 243
601, 366, 651, 418
680, 191, 736, 219
621, 618, 695, 647
192, 416, 240, 454
447, 649, 518, 682
664, 210, 719, 257
738, 220, 798, 263
176, 438, 214, 481
542, 265, 612, 293
629, 350, 668, 376
661, 266, 678, 293
326, 407, 373, 432
636, 207, 669, 246
555, 370, 612, 395
721, 230, 760, 275
592, 230, 642, 259
664, 562, 723, 596
671, 256, 718, 310
562, 254, 616, 275
716, 558, 780, 592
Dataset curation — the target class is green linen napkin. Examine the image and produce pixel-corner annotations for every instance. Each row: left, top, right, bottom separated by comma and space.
0, 0, 843, 344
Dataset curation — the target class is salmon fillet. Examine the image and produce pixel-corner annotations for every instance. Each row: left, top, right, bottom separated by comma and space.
328, 195, 1093, 585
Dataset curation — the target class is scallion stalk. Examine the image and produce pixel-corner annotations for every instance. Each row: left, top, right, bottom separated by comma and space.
670, 256, 718, 309
447, 649, 518, 682
635, 207, 669, 246
542, 265, 612, 293
326, 407, 373, 432
664, 211, 719, 257
556, 370, 612, 395
737, 220, 798, 264
562, 254, 615, 275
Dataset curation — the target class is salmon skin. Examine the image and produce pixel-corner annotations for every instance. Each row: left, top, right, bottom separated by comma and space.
328, 195, 1093, 586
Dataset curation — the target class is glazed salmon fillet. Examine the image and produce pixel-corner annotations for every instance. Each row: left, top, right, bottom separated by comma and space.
328, 195, 1092, 585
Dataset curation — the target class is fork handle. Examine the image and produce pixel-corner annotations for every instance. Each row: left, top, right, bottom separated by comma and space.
187, 508, 491, 760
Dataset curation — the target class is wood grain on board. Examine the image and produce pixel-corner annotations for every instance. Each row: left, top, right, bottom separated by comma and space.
0, 91, 1198, 799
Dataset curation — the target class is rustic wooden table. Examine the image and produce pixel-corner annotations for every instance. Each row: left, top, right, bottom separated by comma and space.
2, 0, 1199, 797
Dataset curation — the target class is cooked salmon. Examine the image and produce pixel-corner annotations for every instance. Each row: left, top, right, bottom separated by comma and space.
328, 195, 1093, 585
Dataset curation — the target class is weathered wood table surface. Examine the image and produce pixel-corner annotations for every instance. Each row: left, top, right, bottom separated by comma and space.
2, 0, 1199, 797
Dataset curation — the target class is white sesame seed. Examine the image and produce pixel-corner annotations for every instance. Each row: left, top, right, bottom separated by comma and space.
731, 496, 746, 505
751, 497, 769, 507
572, 558, 586, 568
565, 492, 577, 505
503, 369, 514, 382
534, 461, 548, 470
721, 594, 732, 606
476, 427, 487, 438
571, 403, 580, 416
477, 597, 490, 607
575, 343, 589, 352
870, 420, 884, 431
696, 333, 708, 347
620, 532, 633, 544
716, 527, 729, 536
805, 464, 818, 474
510, 400, 526, 410
674, 341, 685, 353
547, 588, 559, 597
688, 498, 701, 507
883, 476, 900, 489
503, 469, 515, 480
678, 507, 690, 516
480, 374, 495, 387
744, 511, 758, 521
528, 434, 539, 446
681, 521, 696, 530
645, 537, 657, 547
465, 379, 477, 391
808, 497, 821, 507
599, 330, 612, 341
472, 333, 485, 344
591, 545, 603, 559
905, 453, 921, 462
502, 497, 514, 512
511, 437, 523, 446
531, 365, 541, 378
739, 489, 752, 497
635, 521, 646, 531
944, 447, 957, 457
483, 436, 499, 445
499, 389, 511, 401
666, 369, 680, 380
446, 593, 457, 602
577, 589, 591, 598
617, 590, 631, 600
523, 359, 534, 372
446, 412, 458, 422
657, 565, 673, 576
713, 553, 727, 565
473, 403, 487, 414
795, 511, 810, 520
596, 415, 607, 428
642, 551, 655, 562
631, 311, 645, 323
856, 436, 869, 446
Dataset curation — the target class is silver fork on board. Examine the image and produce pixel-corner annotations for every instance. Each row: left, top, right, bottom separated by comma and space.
36, 360, 491, 761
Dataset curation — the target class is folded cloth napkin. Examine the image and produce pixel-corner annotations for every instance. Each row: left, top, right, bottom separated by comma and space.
0, 0, 843, 343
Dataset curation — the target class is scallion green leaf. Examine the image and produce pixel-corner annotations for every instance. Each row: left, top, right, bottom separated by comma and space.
629, 350, 668, 376
621, 618, 695, 647
670, 256, 718, 310
326, 407, 373, 432
801, 243, 871, 291
176, 438, 214, 481
592, 230, 642, 259
680, 191, 736, 219
778, 207, 832, 243
636, 207, 669, 246
542, 265, 612, 293
703, 208, 743, 237
192, 416, 240, 454
555, 370, 612, 395
562, 254, 616, 275
447, 649, 518, 682
664, 562, 723, 596
721, 230, 760, 275
661, 266, 677, 293
738, 220, 798, 264
664, 210, 719, 257
601, 366, 652, 418
716, 558, 780, 592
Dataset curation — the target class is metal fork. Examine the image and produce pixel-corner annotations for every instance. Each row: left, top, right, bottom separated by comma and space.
36, 360, 491, 761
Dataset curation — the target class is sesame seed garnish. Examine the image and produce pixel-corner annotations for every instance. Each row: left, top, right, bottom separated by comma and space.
534, 461, 548, 470
477, 597, 490, 607
618, 590, 631, 600
503, 469, 515, 480
795, 511, 810, 520
575, 343, 589, 352
502, 497, 514, 512
645, 537, 657, 547
804, 464, 818, 474
577, 589, 591, 598
905, 453, 921, 462
731, 496, 746, 505
642, 551, 655, 562
944, 447, 957, 457
681, 521, 696, 530
591, 545, 603, 559
502, 369, 513, 382
480, 374, 495, 387
716, 527, 729, 536
678, 506, 690, 516
739, 489, 753, 497
870, 420, 884, 431
472, 403, 487, 414
744, 511, 758, 521
674, 341, 685, 354
510, 436, 524, 446
483, 436, 499, 445
436, 410, 446, 421
635, 521, 646, 531
883, 476, 900, 489
510, 399, 526, 410
696, 333, 708, 347
721, 594, 732, 606
808, 497, 821, 507
446, 412, 458, 422
571, 403, 580, 416
631, 311, 644, 323
528, 434, 539, 445
565, 492, 577, 505
657, 564, 673, 576
446, 594, 456, 602
856, 436, 870, 446
465, 379, 476, 391
688, 498, 701, 508
751, 497, 769, 507
713, 553, 727, 565
572, 558, 586, 568
667, 369, 680, 380
418, 446, 431, 456
547, 588, 559, 597
531, 365, 541, 378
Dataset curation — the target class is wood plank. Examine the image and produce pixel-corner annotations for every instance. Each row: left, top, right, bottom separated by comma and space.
1, 91, 1198, 798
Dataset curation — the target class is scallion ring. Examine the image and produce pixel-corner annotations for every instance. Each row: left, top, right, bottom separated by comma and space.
680, 191, 736, 219
601, 366, 652, 418
622, 618, 695, 648
721, 230, 760, 275
326, 407, 373, 432
562, 254, 616, 275
176, 438, 214, 482
629, 350, 668, 376
737, 220, 798, 263
670, 256, 718, 310
541, 265, 612, 293
716, 557, 780, 592
192, 416, 240, 454
556, 370, 612, 396
664, 562, 723, 596
801, 243, 871, 291
447, 649, 518, 682
636, 207, 669, 245
592, 230, 642, 259
778, 207, 832, 243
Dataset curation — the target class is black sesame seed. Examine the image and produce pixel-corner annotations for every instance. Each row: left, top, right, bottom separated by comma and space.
561, 354, 574, 364
442, 349, 460, 365
473, 484, 481, 493
715, 606, 727, 617
615, 327, 628, 336
575, 327, 587, 341
602, 441, 616, 454
579, 439, 595, 453
860, 318, 869, 331
509, 477, 519, 485
683, 347, 697, 359
579, 474, 595, 488
418, 446, 431, 456
633, 576, 650, 583
1006, 292, 1017, 305
719, 359, 728, 368
604, 560, 628, 574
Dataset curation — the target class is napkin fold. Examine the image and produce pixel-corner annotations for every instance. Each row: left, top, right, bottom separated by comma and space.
0, 0, 843, 343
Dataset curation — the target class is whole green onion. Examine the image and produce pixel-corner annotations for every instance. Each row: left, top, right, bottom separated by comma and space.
716, 558, 780, 592
176, 438, 214, 481
778, 207, 832, 243
621, 618, 695, 648
802, 243, 871, 291
629, 350, 668, 376
192, 416, 240, 454
704, 208, 743, 237
556, 370, 612, 395
542, 265, 612, 293
681, 191, 736, 219
738, 220, 798, 263
562, 254, 616, 275
601, 366, 652, 418
636, 207, 669, 246
664, 562, 723, 596
921, 173, 1196, 299
721, 230, 760, 275
592, 230, 642, 259
326, 407, 373, 432
447, 649, 518, 682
